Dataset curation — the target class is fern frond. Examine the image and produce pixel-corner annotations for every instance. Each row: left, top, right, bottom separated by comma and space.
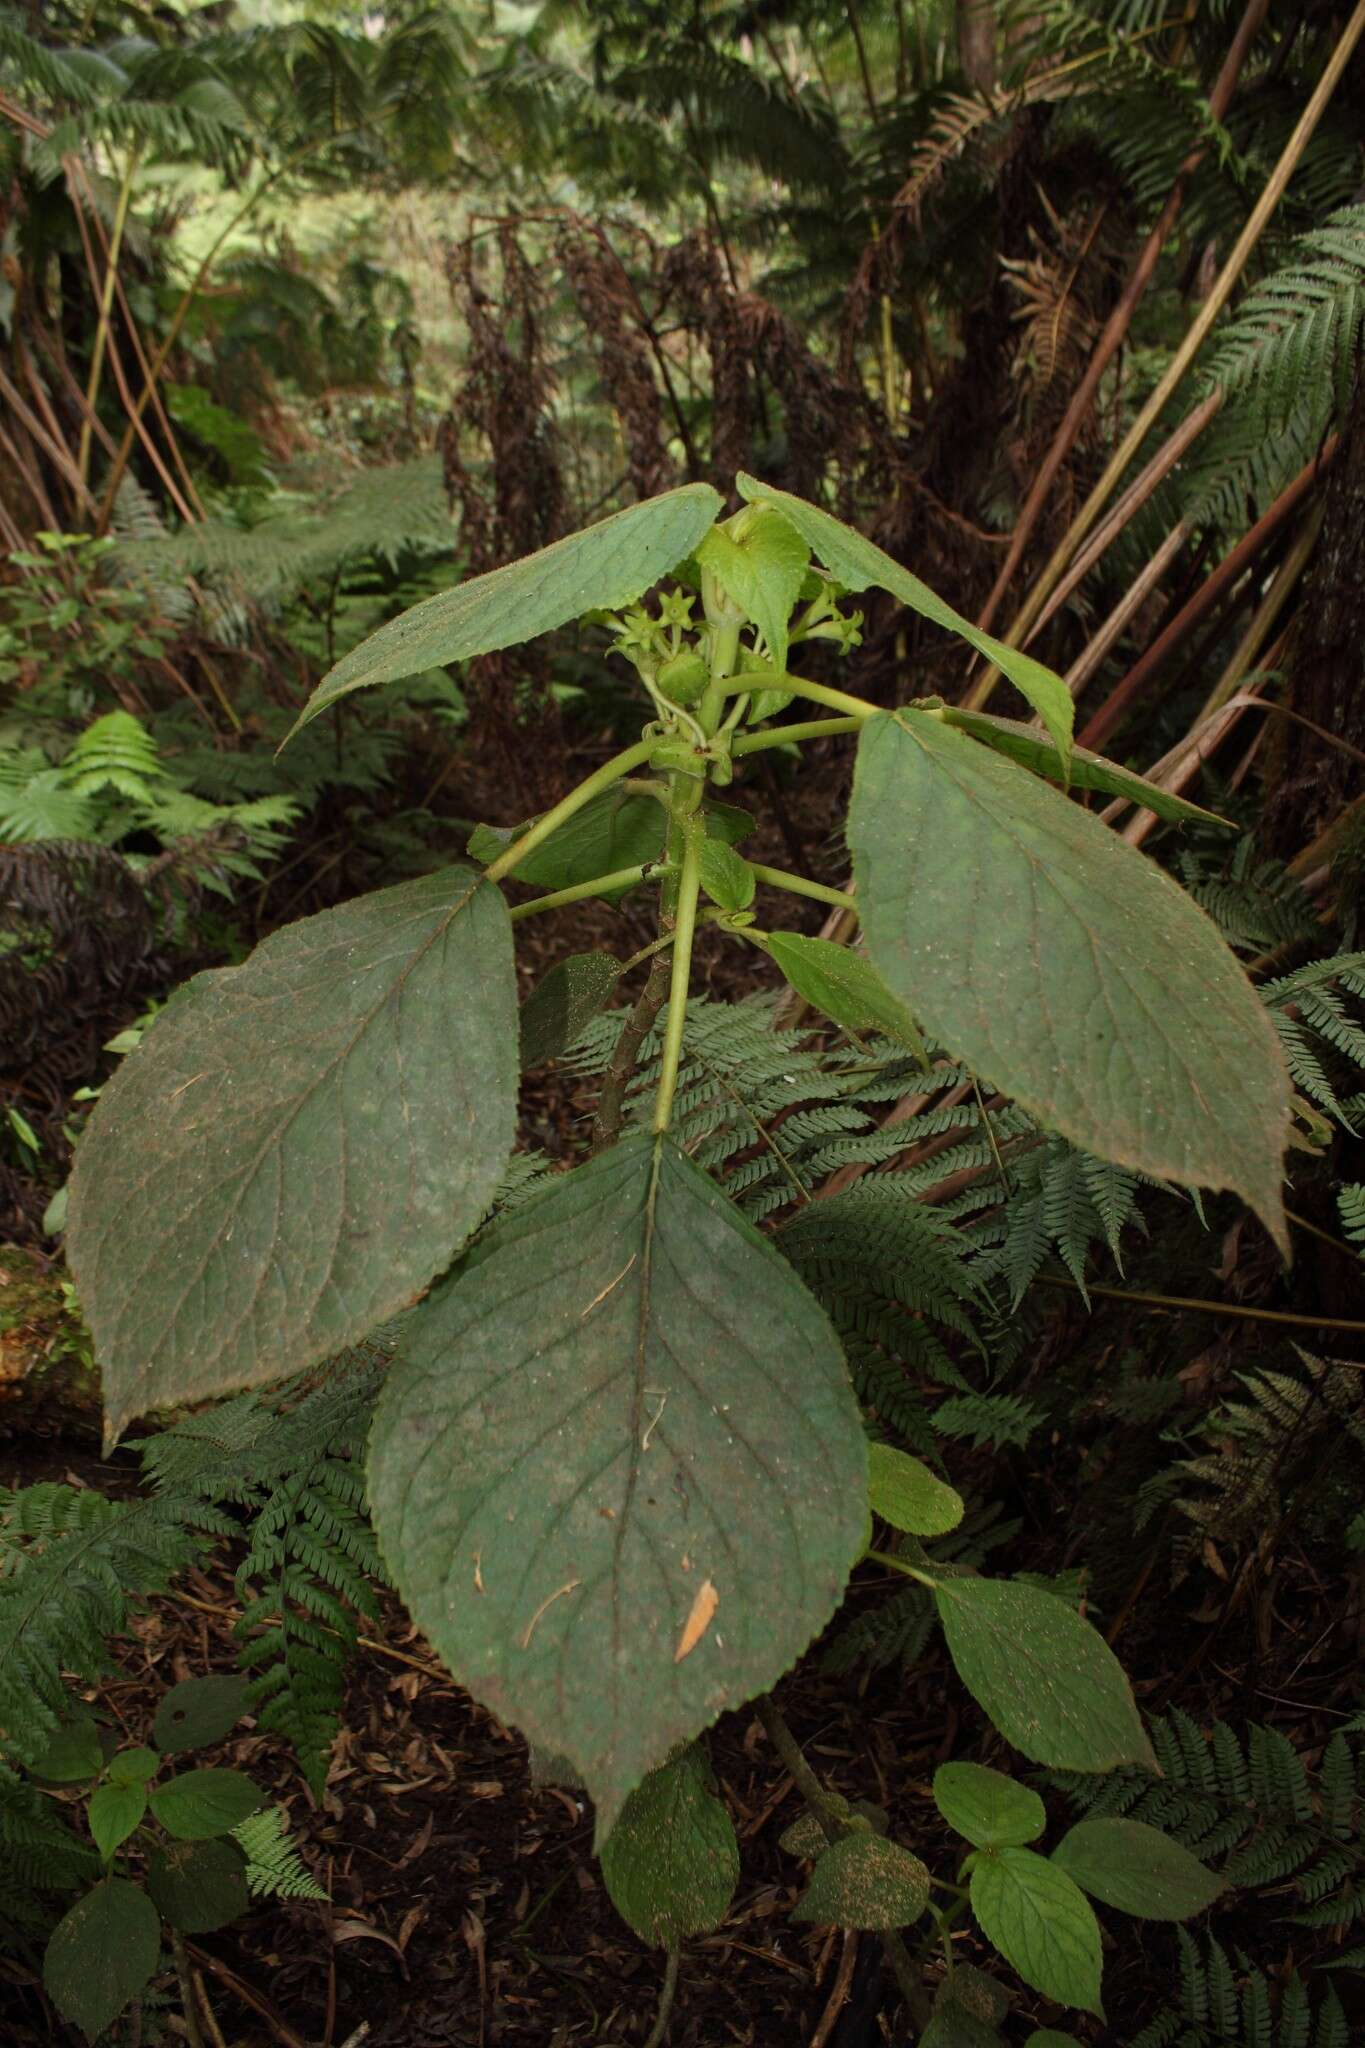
231, 1805, 326, 1900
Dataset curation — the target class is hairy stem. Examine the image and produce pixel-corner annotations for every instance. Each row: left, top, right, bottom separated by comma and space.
642, 1947, 680, 2048
754, 1699, 930, 2026
592, 948, 673, 1154
731, 717, 864, 756
748, 863, 858, 916
508, 861, 673, 922
652, 822, 704, 1135
724, 672, 878, 720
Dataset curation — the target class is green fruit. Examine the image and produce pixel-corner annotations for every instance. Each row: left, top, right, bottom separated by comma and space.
656, 650, 709, 706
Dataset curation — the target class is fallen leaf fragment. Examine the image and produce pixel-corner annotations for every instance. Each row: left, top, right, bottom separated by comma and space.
674, 1577, 719, 1663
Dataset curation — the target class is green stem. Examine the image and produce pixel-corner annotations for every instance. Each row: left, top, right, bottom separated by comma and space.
622, 930, 678, 974
867, 1549, 935, 1585
699, 616, 743, 736
484, 740, 655, 886
731, 717, 864, 756
721, 671, 878, 720
508, 861, 673, 922
748, 863, 858, 916
651, 821, 704, 1135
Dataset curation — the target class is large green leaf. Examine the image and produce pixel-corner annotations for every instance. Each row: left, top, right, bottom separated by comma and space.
793, 1831, 931, 1929
43, 1878, 161, 2041
600, 1743, 739, 1947
970, 1848, 1103, 2015
933, 1577, 1156, 1773
939, 706, 1228, 826
368, 1131, 866, 1838
849, 711, 1290, 1251
149, 1768, 261, 1840
146, 1838, 250, 1933
67, 868, 517, 1441
1052, 1817, 1222, 1920
288, 483, 723, 735
153, 1675, 250, 1755
734, 474, 1074, 768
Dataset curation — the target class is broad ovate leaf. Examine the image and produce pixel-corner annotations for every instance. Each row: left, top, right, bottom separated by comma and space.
792, 1832, 930, 1930
1052, 1817, 1222, 1920
735, 474, 1074, 770
765, 932, 927, 1061
969, 1848, 1103, 2016
153, 1674, 250, 1755
940, 706, 1228, 826
44, 1878, 161, 2041
289, 482, 722, 735
146, 1838, 250, 1933
148, 1767, 261, 1840
368, 1131, 865, 1839
868, 1443, 964, 1537
933, 1577, 1156, 1773
850, 711, 1290, 1251
520, 953, 622, 1068
600, 1743, 739, 1947
67, 867, 517, 1441
933, 1762, 1044, 1849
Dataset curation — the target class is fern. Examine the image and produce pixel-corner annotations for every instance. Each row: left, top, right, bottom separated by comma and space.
1129, 1933, 1351, 2048
1206, 207, 1365, 440
1136, 1350, 1365, 1560
0, 1484, 204, 1769
231, 1805, 326, 1901
139, 1341, 391, 1797
112, 455, 455, 611
1054, 1712, 1364, 1924
1178, 206, 1365, 532
1177, 837, 1321, 957
1260, 954, 1365, 1132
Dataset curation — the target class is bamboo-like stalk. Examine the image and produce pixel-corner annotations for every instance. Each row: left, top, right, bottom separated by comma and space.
968, 0, 1271, 642
62, 160, 199, 525
1078, 435, 1339, 750
1193, 507, 1322, 725
966, 0, 1365, 708
76, 146, 138, 488
1020, 390, 1223, 651
66, 155, 204, 522
1062, 517, 1190, 700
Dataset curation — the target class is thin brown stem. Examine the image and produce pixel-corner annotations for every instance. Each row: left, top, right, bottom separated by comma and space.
754, 1699, 931, 2026
171, 1931, 206, 2048
591, 948, 673, 1153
